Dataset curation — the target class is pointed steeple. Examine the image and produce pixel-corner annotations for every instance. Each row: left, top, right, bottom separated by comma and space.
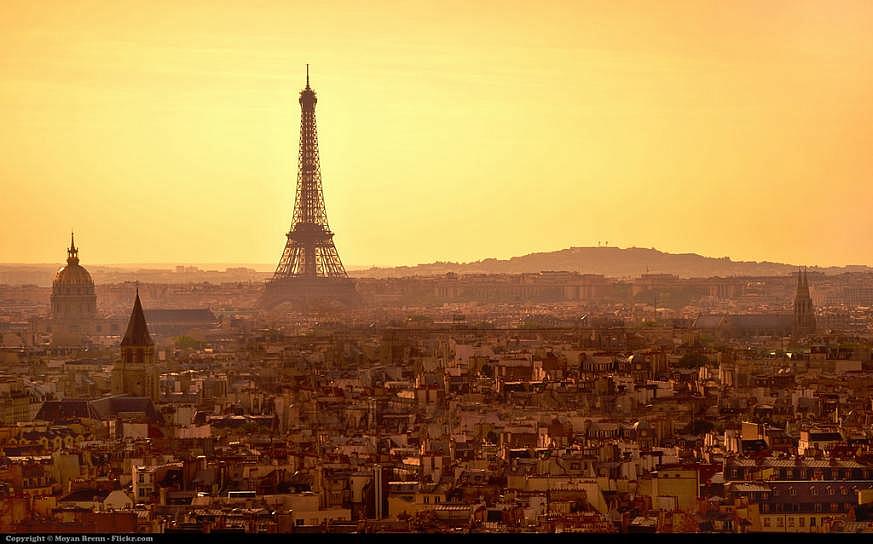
793, 267, 816, 337
306, 63, 310, 89
797, 268, 811, 298
67, 231, 79, 265
121, 287, 153, 347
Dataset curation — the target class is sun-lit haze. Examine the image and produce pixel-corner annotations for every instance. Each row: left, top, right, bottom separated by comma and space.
1, 0, 872, 269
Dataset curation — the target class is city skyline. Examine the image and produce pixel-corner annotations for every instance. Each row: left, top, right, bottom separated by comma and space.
4, 2, 873, 536
2, 1, 872, 268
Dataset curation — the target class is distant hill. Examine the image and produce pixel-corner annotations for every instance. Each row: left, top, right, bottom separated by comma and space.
353, 246, 873, 279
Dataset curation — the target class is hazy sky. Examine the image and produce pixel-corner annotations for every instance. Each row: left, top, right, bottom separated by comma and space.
1, 0, 872, 268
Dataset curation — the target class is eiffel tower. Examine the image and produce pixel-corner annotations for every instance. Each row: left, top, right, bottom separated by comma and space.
263, 66, 361, 309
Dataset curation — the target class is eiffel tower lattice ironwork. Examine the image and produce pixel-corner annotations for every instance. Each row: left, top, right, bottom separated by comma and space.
263, 66, 360, 309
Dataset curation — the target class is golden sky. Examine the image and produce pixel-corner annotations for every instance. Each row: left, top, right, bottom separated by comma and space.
1, 0, 872, 268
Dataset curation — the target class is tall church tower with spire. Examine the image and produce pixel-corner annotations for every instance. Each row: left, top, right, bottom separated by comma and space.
793, 268, 816, 337
111, 289, 160, 402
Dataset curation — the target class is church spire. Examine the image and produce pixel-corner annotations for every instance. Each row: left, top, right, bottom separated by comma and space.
793, 267, 816, 337
121, 288, 153, 347
113, 286, 158, 401
67, 231, 79, 265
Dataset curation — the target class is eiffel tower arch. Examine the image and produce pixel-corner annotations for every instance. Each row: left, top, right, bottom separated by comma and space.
262, 67, 362, 310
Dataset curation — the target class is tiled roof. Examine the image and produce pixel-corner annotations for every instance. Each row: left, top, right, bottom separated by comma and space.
144, 309, 217, 323
35, 400, 100, 422
90, 395, 162, 423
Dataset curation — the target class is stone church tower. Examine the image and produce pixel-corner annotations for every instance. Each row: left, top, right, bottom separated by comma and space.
793, 268, 816, 337
111, 289, 160, 402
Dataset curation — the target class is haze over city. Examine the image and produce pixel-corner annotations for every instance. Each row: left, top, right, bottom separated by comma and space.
6, 0, 873, 538
2, 1, 872, 268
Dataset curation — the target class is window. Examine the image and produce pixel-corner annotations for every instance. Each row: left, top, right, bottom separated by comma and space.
435, 496, 440, 504
777, 517, 784, 527
763, 518, 771, 528
295, 519, 304, 526
788, 517, 795, 527
799, 518, 805, 527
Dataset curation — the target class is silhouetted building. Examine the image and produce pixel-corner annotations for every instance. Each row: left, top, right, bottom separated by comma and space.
692, 313, 793, 338
794, 269, 816, 337
111, 289, 160, 402
50, 232, 97, 346
143, 309, 218, 338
